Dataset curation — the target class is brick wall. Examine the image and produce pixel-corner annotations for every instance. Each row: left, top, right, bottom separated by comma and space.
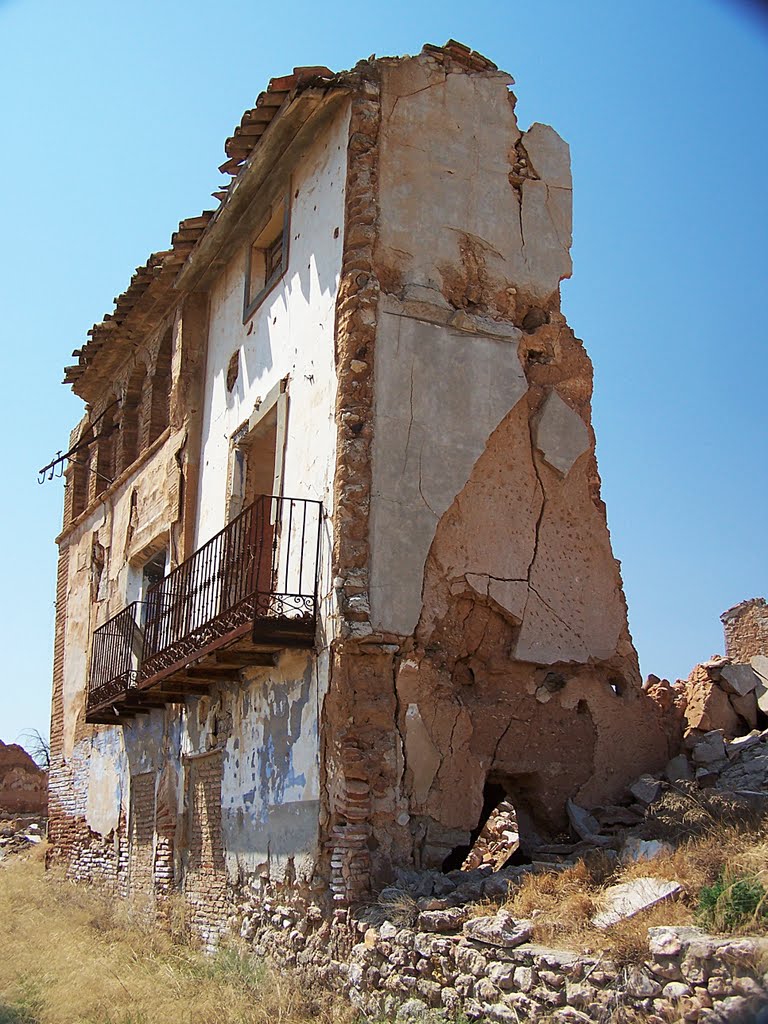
128, 773, 156, 894
184, 752, 231, 950
721, 598, 768, 662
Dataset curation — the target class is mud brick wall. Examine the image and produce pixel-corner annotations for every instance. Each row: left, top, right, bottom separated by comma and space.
722, 598, 768, 663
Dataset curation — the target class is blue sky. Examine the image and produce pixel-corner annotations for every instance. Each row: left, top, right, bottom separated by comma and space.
1, 0, 766, 745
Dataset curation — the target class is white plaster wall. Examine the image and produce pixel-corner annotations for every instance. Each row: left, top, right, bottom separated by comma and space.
217, 649, 326, 882
195, 106, 350, 608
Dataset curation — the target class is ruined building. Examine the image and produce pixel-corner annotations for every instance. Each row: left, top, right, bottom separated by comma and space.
48, 41, 676, 944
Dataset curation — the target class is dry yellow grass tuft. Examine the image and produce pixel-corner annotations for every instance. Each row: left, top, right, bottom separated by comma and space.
0, 846, 352, 1024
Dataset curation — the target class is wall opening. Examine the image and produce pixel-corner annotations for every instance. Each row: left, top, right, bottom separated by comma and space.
70, 425, 93, 518
119, 361, 146, 470
148, 328, 172, 445
94, 405, 118, 499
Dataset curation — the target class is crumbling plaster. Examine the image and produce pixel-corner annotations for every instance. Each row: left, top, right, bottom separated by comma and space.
322, 50, 674, 889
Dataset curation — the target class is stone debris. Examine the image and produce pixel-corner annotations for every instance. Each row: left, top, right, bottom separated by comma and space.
462, 909, 534, 947
0, 816, 46, 861
592, 877, 683, 930
461, 798, 519, 871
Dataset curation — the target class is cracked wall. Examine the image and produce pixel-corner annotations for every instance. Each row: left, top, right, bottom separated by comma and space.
323, 47, 675, 892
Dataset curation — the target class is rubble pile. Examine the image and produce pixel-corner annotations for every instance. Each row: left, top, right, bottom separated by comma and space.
0, 817, 45, 862
680, 654, 768, 740
461, 800, 519, 872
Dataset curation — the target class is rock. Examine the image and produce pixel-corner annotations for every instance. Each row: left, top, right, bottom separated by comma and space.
513, 965, 534, 992
488, 963, 516, 990
663, 981, 692, 999
729, 692, 759, 730
665, 753, 694, 782
395, 998, 429, 1021
626, 966, 662, 998
720, 664, 759, 697
686, 682, 741, 737
462, 910, 534, 948
455, 946, 488, 977
566, 799, 612, 846
593, 877, 683, 929
474, 977, 498, 1001
552, 1010, 592, 1023
648, 926, 707, 957
725, 732, 761, 757
379, 921, 398, 940
622, 837, 674, 863
417, 906, 469, 933
692, 730, 727, 765
629, 774, 663, 805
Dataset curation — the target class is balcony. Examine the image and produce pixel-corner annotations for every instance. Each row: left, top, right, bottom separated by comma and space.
85, 495, 322, 724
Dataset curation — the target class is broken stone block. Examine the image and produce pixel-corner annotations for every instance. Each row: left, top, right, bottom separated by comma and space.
664, 754, 693, 783
720, 664, 760, 697
533, 390, 590, 477
462, 909, 534, 947
592, 877, 682, 930
566, 799, 612, 846
416, 906, 469, 933
730, 690, 759, 730
692, 730, 727, 766
685, 682, 741, 737
629, 774, 662, 806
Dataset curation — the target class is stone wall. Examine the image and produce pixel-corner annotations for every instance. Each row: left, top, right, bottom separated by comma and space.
722, 598, 768, 664
239, 898, 768, 1024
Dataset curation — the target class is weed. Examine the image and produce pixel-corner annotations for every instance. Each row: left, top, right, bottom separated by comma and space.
698, 872, 768, 932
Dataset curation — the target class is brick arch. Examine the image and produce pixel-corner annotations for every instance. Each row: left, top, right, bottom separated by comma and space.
118, 360, 147, 471
94, 403, 118, 498
70, 423, 94, 519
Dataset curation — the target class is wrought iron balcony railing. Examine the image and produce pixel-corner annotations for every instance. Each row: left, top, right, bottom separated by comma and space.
88, 601, 144, 711
85, 495, 322, 718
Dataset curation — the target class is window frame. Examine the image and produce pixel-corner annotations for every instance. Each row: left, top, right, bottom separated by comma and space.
242, 194, 291, 323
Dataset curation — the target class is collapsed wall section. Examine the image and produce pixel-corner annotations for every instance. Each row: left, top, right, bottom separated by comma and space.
323, 45, 676, 898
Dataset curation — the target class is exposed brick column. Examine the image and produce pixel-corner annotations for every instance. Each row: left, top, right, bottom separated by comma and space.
48, 544, 70, 857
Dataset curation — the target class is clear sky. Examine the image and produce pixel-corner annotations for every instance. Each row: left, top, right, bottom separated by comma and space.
1, 0, 766, 746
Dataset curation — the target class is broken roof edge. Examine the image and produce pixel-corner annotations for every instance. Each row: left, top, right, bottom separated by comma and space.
64, 40, 506, 399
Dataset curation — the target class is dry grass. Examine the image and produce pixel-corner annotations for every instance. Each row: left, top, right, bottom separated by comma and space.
501, 817, 768, 964
0, 846, 351, 1024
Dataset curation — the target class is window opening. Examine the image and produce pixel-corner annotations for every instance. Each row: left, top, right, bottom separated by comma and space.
243, 198, 288, 320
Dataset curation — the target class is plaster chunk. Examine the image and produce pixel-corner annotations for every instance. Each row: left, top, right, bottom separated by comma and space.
522, 123, 572, 189
370, 316, 528, 635
404, 704, 441, 805
534, 391, 590, 477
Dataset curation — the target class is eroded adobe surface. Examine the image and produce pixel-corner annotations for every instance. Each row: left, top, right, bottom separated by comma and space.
323, 46, 677, 890
0, 742, 47, 815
